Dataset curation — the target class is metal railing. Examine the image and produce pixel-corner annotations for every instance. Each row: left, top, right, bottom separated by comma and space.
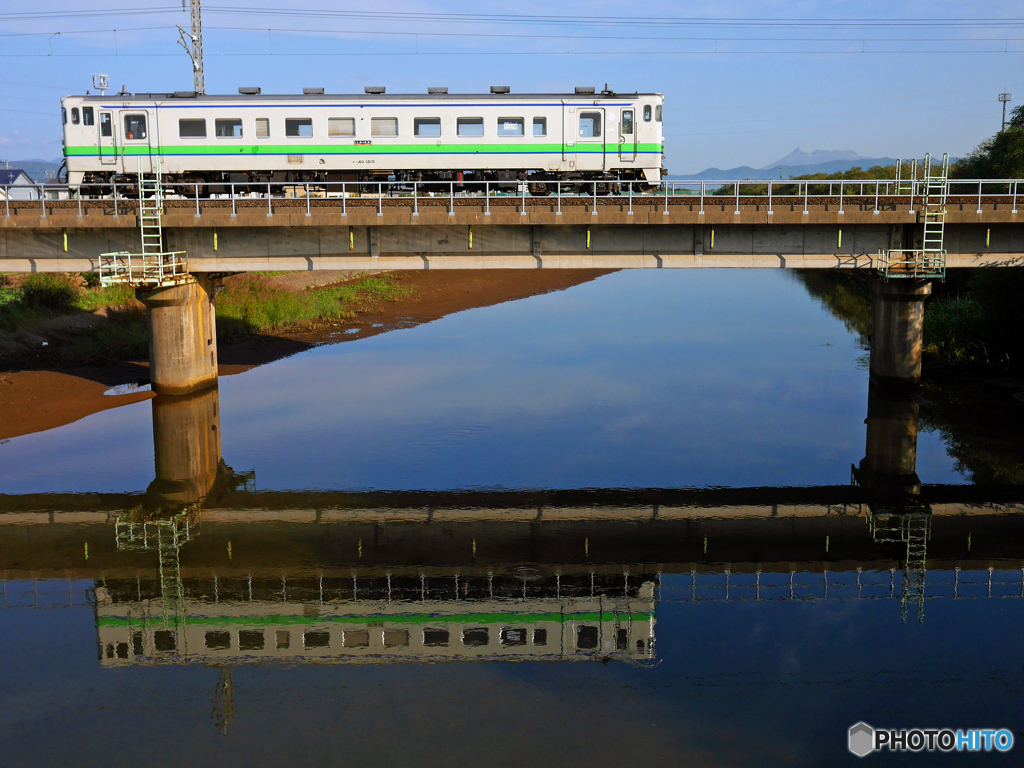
96, 250, 190, 287
877, 248, 948, 280
4, 177, 1021, 220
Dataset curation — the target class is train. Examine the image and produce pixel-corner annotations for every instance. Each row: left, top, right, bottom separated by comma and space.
59, 85, 665, 195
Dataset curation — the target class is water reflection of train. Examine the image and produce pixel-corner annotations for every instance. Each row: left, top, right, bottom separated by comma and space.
95, 573, 657, 666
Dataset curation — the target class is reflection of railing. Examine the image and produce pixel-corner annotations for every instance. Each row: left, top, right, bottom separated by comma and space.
660, 566, 1024, 606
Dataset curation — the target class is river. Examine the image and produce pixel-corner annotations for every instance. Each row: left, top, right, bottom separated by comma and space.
1, 269, 1022, 766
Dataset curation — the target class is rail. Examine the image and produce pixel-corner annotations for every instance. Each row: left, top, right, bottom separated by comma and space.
3, 178, 1021, 219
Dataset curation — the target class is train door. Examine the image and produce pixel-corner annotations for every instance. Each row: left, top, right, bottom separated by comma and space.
576, 107, 605, 173
98, 111, 116, 165
119, 110, 153, 174
618, 108, 636, 162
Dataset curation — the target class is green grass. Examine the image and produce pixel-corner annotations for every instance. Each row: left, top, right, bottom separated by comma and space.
2, 271, 412, 363
73, 283, 137, 312
215, 273, 409, 339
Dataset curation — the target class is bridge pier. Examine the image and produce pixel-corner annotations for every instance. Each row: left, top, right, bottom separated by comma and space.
146, 387, 223, 510
869, 278, 932, 387
137, 276, 218, 396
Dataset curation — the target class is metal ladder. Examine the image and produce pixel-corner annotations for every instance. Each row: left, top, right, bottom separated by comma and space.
98, 158, 189, 288
138, 157, 165, 279
879, 153, 948, 281
920, 153, 949, 260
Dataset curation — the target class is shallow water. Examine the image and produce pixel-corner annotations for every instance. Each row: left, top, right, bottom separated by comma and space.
1, 269, 1022, 766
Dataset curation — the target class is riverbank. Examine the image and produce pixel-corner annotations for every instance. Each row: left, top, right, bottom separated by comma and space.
0, 269, 613, 440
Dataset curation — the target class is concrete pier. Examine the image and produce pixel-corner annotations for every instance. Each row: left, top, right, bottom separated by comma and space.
137, 277, 218, 396
146, 387, 222, 510
869, 278, 932, 387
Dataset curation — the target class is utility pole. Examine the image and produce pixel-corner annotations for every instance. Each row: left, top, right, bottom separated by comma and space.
998, 93, 1012, 131
177, 0, 205, 95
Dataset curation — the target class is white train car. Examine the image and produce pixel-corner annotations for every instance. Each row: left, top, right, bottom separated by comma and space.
59, 86, 664, 193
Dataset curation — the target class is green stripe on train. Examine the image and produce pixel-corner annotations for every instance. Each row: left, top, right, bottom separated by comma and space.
66, 143, 661, 158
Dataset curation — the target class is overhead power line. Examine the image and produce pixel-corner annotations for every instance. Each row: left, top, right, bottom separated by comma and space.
2, 6, 1024, 29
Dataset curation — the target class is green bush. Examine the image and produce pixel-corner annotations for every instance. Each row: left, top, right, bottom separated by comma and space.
20, 273, 78, 311
924, 295, 989, 364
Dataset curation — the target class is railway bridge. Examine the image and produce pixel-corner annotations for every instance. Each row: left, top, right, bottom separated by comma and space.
2, 177, 1022, 395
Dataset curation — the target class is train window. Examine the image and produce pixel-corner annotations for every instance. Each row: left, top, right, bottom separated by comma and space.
132, 632, 143, 656
71, 108, 80, 125
371, 117, 398, 137
414, 117, 441, 137
62, 108, 67, 125
276, 630, 290, 649
500, 628, 527, 646
655, 104, 662, 122
343, 630, 370, 648
256, 118, 270, 138
533, 117, 547, 137
621, 110, 634, 134
205, 631, 230, 650
616, 628, 629, 651
238, 630, 264, 651
576, 625, 599, 650
533, 628, 547, 646
116, 642, 129, 659
100, 113, 112, 137
123, 114, 147, 140
83, 107, 94, 126
462, 628, 489, 647
328, 117, 355, 137
579, 112, 601, 138
286, 118, 313, 138
303, 630, 330, 649
215, 118, 242, 138
384, 630, 409, 647
643, 105, 652, 122
153, 630, 176, 652
178, 118, 206, 138
457, 117, 484, 137
497, 117, 524, 137
422, 628, 449, 647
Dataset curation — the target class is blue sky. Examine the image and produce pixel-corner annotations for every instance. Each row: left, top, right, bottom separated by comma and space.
1, 0, 1021, 171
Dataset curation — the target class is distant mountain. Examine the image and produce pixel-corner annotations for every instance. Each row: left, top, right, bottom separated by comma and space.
5, 159, 63, 182
672, 156, 901, 181
762, 148, 867, 169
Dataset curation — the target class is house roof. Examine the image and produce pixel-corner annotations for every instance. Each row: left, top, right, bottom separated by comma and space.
0, 169, 34, 185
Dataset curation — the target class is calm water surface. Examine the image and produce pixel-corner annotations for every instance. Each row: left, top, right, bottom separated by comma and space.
1, 270, 1022, 766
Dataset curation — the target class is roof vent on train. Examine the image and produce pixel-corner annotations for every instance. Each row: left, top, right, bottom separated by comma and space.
575, 86, 596, 95
303, 87, 325, 95
428, 87, 448, 94
173, 91, 197, 98
238, 87, 261, 95
490, 86, 511, 94
365, 86, 386, 94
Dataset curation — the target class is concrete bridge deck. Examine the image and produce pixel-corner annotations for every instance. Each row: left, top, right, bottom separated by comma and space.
2, 187, 1022, 272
